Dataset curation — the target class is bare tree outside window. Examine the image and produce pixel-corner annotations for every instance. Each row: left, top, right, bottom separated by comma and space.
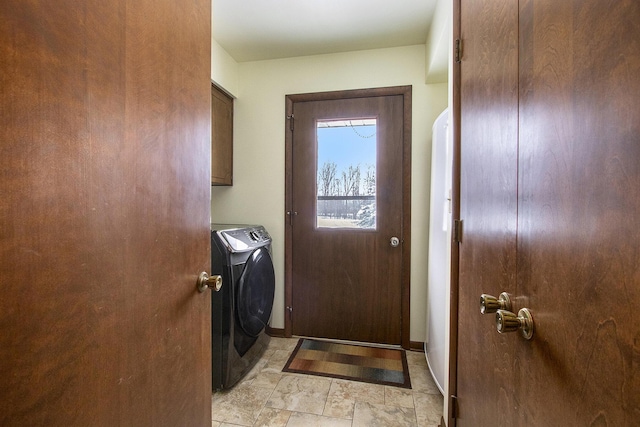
318, 161, 337, 196
316, 119, 377, 229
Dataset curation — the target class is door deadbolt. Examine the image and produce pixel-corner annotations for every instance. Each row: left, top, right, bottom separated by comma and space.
480, 292, 512, 314
496, 308, 534, 340
197, 272, 223, 293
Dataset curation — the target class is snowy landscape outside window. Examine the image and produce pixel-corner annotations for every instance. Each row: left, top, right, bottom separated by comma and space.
316, 119, 377, 229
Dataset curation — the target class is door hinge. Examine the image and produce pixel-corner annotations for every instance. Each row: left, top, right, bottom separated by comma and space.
286, 306, 293, 319
454, 219, 463, 243
455, 39, 462, 63
450, 395, 458, 419
286, 211, 298, 226
287, 114, 294, 131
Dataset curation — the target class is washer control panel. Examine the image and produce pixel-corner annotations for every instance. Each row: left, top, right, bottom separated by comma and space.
212, 224, 271, 253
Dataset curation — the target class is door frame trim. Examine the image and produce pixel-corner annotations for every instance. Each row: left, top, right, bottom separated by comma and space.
284, 85, 412, 349
448, 1, 461, 425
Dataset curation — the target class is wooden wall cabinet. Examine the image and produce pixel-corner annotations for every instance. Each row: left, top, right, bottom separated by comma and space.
211, 83, 233, 186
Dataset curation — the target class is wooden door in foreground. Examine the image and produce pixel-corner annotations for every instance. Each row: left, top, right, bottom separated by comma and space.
0, 1, 212, 425
455, 0, 520, 423
453, 0, 640, 425
514, 1, 640, 424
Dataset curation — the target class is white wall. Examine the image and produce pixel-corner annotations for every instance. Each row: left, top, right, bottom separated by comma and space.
211, 39, 239, 97
425, 0, 452, 84
211, 44, 447, 343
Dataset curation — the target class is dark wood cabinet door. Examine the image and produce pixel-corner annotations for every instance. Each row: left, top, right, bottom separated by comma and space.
211, 84, 233, 186
0, 1, 212, 425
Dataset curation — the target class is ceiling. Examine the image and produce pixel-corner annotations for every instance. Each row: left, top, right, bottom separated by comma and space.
212, 0, 440, 62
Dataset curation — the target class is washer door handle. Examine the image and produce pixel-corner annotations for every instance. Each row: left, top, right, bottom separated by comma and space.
197, 272, 223, 293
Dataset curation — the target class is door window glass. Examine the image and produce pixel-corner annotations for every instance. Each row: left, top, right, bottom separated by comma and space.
316, 119, 377, 229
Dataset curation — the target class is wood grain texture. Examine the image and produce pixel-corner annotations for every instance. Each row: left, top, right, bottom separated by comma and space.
456, 0, 520, 424
289, 93, 406, 346
0, 0, 211, 425
517, 0, 640, 424
454, 0, 640, 425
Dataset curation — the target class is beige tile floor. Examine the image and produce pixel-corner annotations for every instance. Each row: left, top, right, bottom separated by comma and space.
211, 337, 444, 427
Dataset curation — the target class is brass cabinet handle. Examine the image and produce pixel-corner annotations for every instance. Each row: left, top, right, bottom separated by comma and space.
480, 292, 512, 314
197, 272, 223, 293
496, 308, 534, 340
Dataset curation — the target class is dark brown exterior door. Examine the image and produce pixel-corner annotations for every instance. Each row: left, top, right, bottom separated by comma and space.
453, 0, 640, 425
0, 1, 212, 425
287, 88, 410, 346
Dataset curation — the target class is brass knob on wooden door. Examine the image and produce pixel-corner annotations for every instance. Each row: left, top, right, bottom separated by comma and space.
496, 308, 534, 340
197, 272, 223, 293
480, 292, 512, 314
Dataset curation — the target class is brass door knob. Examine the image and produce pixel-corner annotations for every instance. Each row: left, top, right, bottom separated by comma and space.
197, 272, 223, 293
496, 308, 534, 340
480, 292, 512, 314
